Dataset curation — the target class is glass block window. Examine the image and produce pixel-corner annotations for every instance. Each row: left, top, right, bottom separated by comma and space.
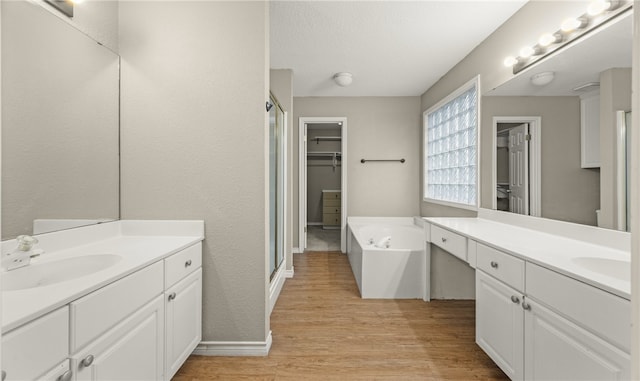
423, 77, 479, 208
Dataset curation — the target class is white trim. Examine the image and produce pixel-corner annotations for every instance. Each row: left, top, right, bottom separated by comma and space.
193, 332, 273, 357
292, 247, 302, 254
298, 118, 306, 253
616, 110, 627, 231
307, 222, 323, 226
283, 111, 289, 274
631, 6, 640, 376
298, 117, 348, 254
284, 266, 294, 278
490, 116, 542, 217
423, 75, 481, 209
269, 266, 285, 314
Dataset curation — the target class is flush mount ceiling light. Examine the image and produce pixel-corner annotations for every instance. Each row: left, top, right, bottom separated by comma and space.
333, 72, 353, 87
530, 71, 555, 86
503, 0, 629, 74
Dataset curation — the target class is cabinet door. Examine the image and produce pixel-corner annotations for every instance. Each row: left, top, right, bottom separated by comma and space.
73, 295, 164, 381
524, 298, 630, 380
165, 268, 202, 380
476, 270, 524, 380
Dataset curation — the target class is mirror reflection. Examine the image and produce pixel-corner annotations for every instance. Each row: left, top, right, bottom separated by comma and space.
482, 11, 632, 231
1, 1, 120, 240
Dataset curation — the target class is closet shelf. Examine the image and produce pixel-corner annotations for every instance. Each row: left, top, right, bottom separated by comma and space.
311, 136, 341, 144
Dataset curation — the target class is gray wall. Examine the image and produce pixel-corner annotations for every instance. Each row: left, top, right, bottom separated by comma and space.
599, 68, 632, 229
292, 97, 421, 250
270, 69, 294, 272
119, 1, 270, 342
481, 96, 600, 226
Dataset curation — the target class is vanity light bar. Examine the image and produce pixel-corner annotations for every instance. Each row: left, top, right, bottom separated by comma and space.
504, 0, 632, 74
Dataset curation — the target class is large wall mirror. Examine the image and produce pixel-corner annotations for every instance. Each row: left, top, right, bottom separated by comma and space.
2, 1, 120, 240
481, 9, 632, 231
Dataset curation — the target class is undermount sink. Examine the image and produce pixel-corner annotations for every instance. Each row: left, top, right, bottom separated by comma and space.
571, 257, 630, 282
2, 254, 122, 291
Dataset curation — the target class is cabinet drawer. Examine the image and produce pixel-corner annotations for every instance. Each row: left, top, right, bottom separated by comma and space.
70, 261, 164, 352
526, 262, 630, 352
165, 243, 202, 289
430, 225, 467, 262
477, 244, 524, 292
323, 198, 341, 207
322, 191, 341, 200
323, 206, 341, 214
322, 214, 340, 226
2, 307, 69, 381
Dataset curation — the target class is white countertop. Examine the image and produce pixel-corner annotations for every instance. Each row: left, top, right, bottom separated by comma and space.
2, 220, 204, 332
424, 217, 630, 300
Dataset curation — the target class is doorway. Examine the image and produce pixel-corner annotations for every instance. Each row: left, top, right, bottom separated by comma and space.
491, 116, 541, 217
299, 117, 347, 253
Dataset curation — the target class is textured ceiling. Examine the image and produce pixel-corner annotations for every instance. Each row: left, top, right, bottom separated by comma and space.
270, 1, 528, 97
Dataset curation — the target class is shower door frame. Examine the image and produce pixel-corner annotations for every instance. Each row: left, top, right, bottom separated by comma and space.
298, 117, 348, 253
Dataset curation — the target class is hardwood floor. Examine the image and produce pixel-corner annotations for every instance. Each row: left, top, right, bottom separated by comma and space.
173, 252, 508, 380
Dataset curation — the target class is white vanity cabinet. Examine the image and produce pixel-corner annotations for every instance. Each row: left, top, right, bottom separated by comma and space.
2, 307, 70, 381
475, 243, 630, 380
72, 295, 165, 381
163, 244, 202, 381
476, 270, 524, 380
2, 240, 203, 381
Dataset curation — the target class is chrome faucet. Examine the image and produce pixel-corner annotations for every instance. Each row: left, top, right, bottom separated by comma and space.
2, 235, 45, 271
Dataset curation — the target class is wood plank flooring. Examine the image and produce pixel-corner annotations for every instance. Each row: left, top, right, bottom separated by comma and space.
173, 252, 508, 380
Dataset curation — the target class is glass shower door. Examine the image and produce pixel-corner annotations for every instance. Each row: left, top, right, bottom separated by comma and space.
269, 95, 285, 280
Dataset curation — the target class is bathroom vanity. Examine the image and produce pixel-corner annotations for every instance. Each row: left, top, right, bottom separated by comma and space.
421, 210, 630, 380
1, 220, 204, 381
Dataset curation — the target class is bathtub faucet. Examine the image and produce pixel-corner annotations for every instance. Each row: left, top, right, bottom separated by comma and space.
374, 236, 391, 249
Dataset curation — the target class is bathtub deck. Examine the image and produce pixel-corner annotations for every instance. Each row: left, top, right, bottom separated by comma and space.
174, 252, 508, 380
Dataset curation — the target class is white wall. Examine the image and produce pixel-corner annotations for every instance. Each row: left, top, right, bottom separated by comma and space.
119, 1, 270, 343
293, 97, 421, 249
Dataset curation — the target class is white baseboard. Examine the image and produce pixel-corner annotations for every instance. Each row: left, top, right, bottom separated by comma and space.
284, 266, 294, 278
307, 222, 322, 226
193, 332, 272, 356
269, 267, 285, 314
293, 247, 303, 254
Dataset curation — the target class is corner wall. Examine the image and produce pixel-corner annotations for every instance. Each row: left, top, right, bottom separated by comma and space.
119, 1, 270, 343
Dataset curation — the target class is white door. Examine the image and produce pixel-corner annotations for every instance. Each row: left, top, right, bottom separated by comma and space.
165, 269, 202, 381
509, 124, 529, 215
302, 124, 308, 250
476, 271, 525, 380
524, 298, 630, 380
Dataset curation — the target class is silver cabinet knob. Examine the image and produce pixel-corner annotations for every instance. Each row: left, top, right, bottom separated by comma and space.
522, 302, 531, 311
81, 354, 94, 368
57, 370, 73, 381
185, 259, 192, 268
441, 237, 447, 243
490, 261, 499, 269
168, 292, 177, 301
510, 295, 520, 304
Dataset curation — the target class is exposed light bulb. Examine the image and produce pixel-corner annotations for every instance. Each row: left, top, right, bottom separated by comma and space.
503, 56, 518, 67
519, 46, 536, 58
561, 17, 587, 32
538, 33, 561, 47
587, 0, 611, 16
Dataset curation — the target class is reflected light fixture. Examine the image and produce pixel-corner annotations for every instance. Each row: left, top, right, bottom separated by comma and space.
503, 0, 629, 74
530, 72, 555, 86
44, 0, 74, 17
333, 72, 353, 87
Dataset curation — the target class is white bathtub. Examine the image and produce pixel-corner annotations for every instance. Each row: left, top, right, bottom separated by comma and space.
347, 217, 428, 299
